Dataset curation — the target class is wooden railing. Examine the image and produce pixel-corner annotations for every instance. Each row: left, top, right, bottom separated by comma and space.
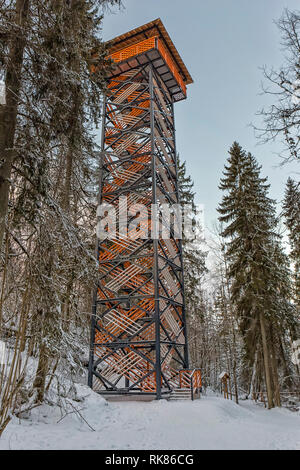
108, 36, 187, 98
109, 37, 157, 63
179, 369, 202, 400
157, 39, 187, 96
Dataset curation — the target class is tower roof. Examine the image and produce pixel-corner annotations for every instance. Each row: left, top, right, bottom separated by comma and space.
107, 18, 193, 86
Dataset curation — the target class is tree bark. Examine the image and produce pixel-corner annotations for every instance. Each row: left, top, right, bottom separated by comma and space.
259, 312, 274, 408
269, 327, 281, 407
0, 0, 30, 251
32, 341, 48, 403
231, 329, 239, 404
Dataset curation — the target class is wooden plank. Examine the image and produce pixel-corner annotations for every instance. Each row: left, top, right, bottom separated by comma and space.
154, 129, 176, 173
153, 78, 173, 122
156, 157, 174, 194
113, 82, 140, 104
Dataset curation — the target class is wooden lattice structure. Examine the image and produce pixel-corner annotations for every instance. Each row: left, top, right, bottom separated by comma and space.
88, 19, 198, 399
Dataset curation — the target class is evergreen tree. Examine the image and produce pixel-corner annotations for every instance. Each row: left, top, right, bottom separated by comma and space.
177, 157, 197, 213
0, 0, 121, 430
218, 142, 296, 408
0, 0, 120, 250
177, 155, 207, 321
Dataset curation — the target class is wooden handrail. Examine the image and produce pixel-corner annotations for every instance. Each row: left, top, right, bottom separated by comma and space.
108, 36, 187, 98
179, 368, 202, 400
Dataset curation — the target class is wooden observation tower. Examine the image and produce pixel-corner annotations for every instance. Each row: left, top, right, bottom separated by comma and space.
88, 19, 201, 399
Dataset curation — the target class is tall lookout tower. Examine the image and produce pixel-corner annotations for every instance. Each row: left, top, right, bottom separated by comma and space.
88, 19, 201, 399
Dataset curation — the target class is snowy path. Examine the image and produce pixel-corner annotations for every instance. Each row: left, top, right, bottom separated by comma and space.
1, 386, 299, 450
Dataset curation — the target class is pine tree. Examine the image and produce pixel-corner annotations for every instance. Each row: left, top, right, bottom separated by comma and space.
177, 155, 206, 320
176, 155, 207, 376
177, 157, 197, 213
218, 142, 296, 408
0, 1, 120, 251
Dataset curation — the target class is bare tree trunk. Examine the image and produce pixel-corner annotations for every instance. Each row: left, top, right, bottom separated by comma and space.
0, 0, 30, 250
269, 328, 281, 407
279, 336, 294, 391
0, 271, 30, 435
0, 231, 9, 327
259, 312, 274, 409
232, 348, 239, 404
62, 147, 73, 213
250, 350, 258, 399
32, 341, 48, 403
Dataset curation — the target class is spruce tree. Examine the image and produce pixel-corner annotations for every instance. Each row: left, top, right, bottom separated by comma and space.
177, 157, 197, 213
177, 155, 207, 322
218, 142, 296, 408
0, 0, 120, 251
0, 0, 121, 418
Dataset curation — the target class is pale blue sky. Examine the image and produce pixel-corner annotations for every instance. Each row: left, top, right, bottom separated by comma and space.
101, 0, 299, 230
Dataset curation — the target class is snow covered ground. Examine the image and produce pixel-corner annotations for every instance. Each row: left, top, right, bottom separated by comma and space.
0, 386, 299, 450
